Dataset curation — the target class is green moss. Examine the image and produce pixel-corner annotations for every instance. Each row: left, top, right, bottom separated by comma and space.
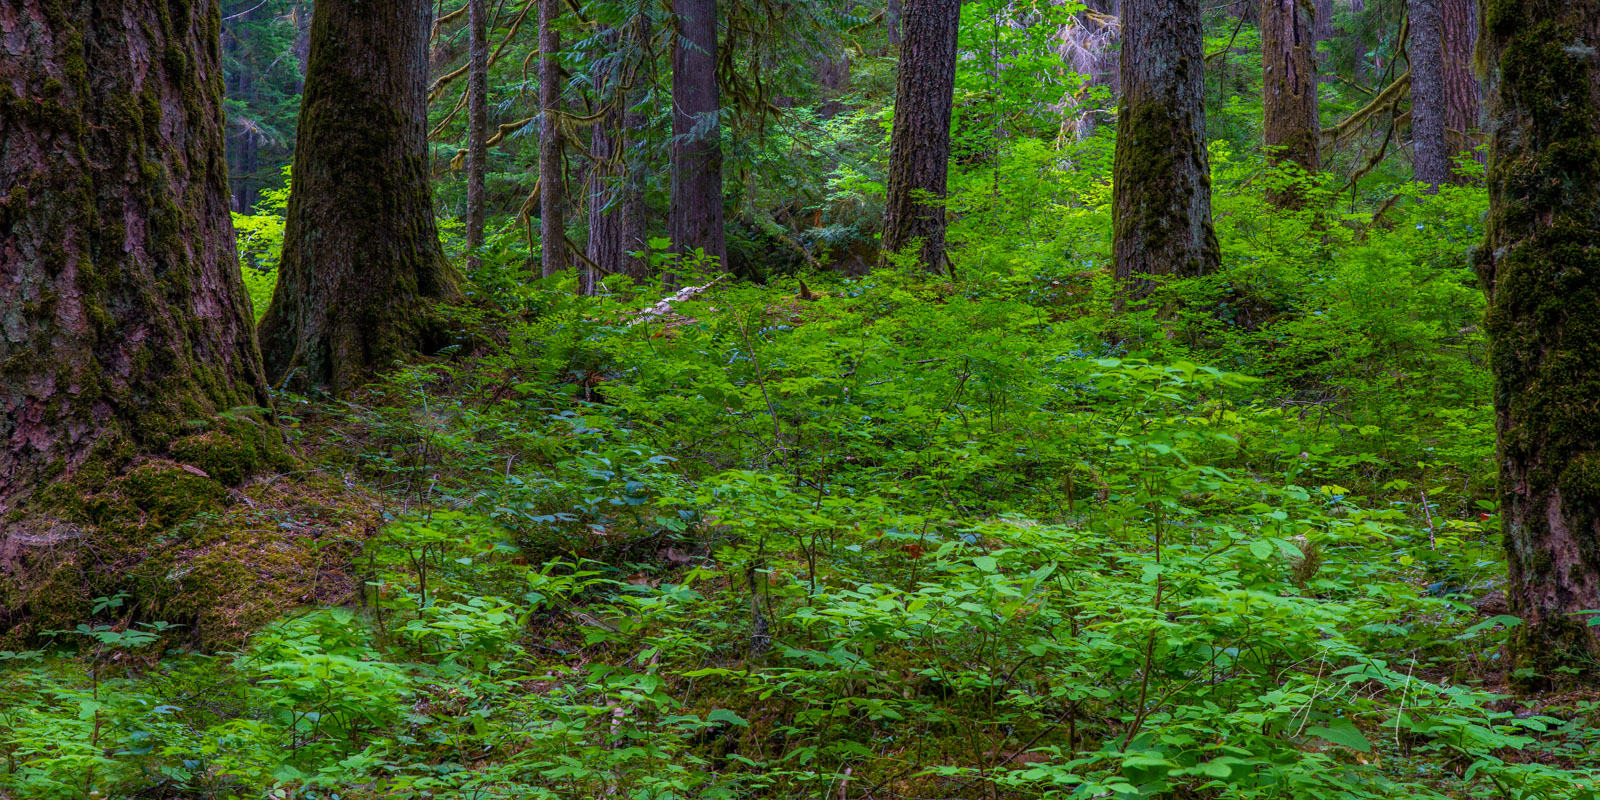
1478, 1, 1600, 681
170, 415, 295, 486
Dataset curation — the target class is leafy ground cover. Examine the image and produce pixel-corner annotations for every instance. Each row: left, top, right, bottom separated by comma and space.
4, 157, 1597, 799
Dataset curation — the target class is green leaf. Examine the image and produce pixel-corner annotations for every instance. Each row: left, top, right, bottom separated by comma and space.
1308, 718, 1372, 753
707, 708, 749, 727
974, 556, 998, 572
1248, 540, 1274, 560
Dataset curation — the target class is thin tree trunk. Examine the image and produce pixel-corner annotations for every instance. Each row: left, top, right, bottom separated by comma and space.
0, 0, 270, 508
539, 0, 569, 278
669, 0, 728, 274
1112, 0, 1219, 300
466, 0, 490, 269
1407, 0, 1449, 187
586, 29, 625, 293
620, 89, 651, 280
1476, 0, 1600, 682
258, 0, 459, 396
881, 0, 960, 274
887, 0, 902, 47
1261, 0, 1321, 205
1440, 0, 1481, 182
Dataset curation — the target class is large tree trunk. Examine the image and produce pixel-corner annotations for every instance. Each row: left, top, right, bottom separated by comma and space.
0, 0, 271, 509
1476, 0, 1600, 681
669, 0, 727, 274
539, 0, 568, 279
887, 0, 902, 47
881, 0, 960, 274
1440, 0, 1481, 182
1261, 0, 1320, 205
257, 0, 458, 397
465, 0, 489, 269
1407, 0, 1449, 187
1112, 0, 1219, 300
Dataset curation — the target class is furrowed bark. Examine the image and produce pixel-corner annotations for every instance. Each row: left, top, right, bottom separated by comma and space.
1476, 0, 1600, 682
538, 0, 568, 278
669, 0, 728, 275
1408, 0, 1450, 188
0, 0, 271, 509
466, 0, 490, 269
257, 0, 459, 397
1111, 0, 1220, 301
880, 0, 960, 274
1261, 0, 1321, 206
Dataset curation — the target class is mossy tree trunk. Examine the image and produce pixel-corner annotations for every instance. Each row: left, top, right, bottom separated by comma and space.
257, 0, 458, 397
1441, 0, 1482, 182
538, 0, 569, 279
1261, 0, 1321, 205
465, 0, 489, 269
1409, 0, 1450, 188
1475, 0, 1600, 681
1111, 0, 1220, 301
0, 0, 271, 510
669, 0, 728, 273
881, 0, 960, 274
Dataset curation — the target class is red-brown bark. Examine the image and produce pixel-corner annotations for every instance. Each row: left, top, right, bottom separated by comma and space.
881, 0, 960, 273
0, 0, 270, 507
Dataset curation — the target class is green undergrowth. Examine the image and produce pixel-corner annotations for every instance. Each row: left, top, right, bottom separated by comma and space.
3, 214, 1596, 797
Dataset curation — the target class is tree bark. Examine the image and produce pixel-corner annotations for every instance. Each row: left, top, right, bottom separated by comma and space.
466, 0, 489, 269
1112, 0, 1220, 300
881, 0, 960, 274
539, 0, 568, 278
1440, 0, 1481, 182
585, 29, 627, 293
669, 0, 728, 273
1408, 0, 1449, 187
257, 0, 458, 397
0, 0, 271, 507
1261, 0, 1321, 205
887, 0, 902, 47
1476, 0, 1600, 681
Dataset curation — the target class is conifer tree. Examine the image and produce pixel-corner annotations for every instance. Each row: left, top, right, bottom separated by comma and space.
1261, 0, 1320, 205
257, 0, 457, 396
466, 0, 490, 269
1111, 0, 1219, 299
0, 0, 271, 507
1476, 0, 1600, 680
881, 0, 961, 273
669, 0, 728, 272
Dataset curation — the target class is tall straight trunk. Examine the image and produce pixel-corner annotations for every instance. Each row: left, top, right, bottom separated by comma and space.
1476, 0, 1600, 681
620, 88, 651, 279
466, 0, 490, 269
586, 30, 624, 293
258, 0, 458, 396
880, 0, 960, 274
1315, 0, 1335, 41
1261, 0, 1320, 205
539, 0, 568, 278
0, 0, 270, 508
669, 0, 727, 272
1112, 0, 1219, 300
887, 0, 902, 47
1440, 0, 1481, 182
1407, 0, 1449, 187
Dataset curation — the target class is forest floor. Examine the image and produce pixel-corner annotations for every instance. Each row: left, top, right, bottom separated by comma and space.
4, 270, 1600, 799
